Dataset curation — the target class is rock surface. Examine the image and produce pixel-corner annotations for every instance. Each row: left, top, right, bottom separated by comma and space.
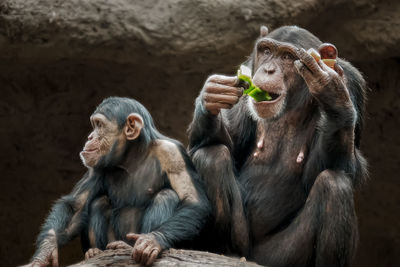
1, 0, 400, 68
69, 249, 263, 267
1, 0, 399, 266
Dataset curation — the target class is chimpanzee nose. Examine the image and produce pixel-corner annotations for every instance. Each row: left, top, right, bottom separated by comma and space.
88, 132, 95, 140
264, 63, 276, 75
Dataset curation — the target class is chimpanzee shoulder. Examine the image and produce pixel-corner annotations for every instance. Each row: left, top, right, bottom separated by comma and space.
150, 139, 188, 175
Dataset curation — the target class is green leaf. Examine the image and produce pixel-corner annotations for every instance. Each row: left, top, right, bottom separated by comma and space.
237, 65, 271, 102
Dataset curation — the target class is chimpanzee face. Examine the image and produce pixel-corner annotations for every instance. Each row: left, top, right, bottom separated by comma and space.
248, 38, 302, 120
80, 113, 125, 168
80, 111, 144, 168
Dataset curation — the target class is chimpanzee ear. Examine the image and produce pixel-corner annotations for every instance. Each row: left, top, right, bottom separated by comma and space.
125, 113, 144, 140
260, 25, 269, 37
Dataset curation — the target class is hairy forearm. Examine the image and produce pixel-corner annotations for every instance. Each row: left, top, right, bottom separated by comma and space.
153, 200, 210, 249
35, 196, 78, 252
310, 70, 359, 163
316, 84, 356, 127
188, 97, 232, 154
32, 229, 57, 260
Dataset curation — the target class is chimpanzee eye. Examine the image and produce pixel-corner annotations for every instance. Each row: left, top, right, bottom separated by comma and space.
258, 43, 272, 56
263, 47, 271, 55
95, 120, 102, 128
282, 52, 295, 61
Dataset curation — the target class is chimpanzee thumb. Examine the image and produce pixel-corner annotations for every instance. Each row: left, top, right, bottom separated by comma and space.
126, 233, 140, 241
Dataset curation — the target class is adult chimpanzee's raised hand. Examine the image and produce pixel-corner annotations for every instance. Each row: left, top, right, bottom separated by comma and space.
293, 47, 349, 103
201, 75, 242, 115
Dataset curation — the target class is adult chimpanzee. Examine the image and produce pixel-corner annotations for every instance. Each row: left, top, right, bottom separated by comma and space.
25, 97, 210, 267
188, 25, 367, 267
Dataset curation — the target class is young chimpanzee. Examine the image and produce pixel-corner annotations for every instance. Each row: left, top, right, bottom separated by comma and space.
25, 97, 210, 267
188, 26, 367, 267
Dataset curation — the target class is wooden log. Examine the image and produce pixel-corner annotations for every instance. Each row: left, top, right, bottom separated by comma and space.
69, 248, 265, 267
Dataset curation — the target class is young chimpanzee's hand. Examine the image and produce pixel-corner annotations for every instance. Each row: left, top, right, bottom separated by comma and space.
106, 240, 133, 250
22, 231, 58, 267
126, 233, 162, 266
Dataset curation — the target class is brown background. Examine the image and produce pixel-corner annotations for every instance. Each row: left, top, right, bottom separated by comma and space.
0, 0, 399, 266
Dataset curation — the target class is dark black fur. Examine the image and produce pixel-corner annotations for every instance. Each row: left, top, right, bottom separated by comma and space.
34, 97, 210, 259
188, 26, 367, 267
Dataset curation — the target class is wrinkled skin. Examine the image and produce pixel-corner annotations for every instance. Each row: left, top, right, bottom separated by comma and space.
202, 39, 348, 121
21, 230, 58, 267
79, 113, 125, 168
201, 75, 243, 115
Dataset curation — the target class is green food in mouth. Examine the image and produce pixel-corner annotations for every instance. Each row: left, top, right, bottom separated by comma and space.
237, 65, 272, 102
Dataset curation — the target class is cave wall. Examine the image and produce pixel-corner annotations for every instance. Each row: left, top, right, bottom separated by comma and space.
0, 0, 399, 266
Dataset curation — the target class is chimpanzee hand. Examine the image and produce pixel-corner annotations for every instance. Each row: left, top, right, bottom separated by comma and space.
22, 233, 58, 267
293, 48, 351, 104
84, 248, 103, 260
201, 75, 243, 115
126, 232, 162, 266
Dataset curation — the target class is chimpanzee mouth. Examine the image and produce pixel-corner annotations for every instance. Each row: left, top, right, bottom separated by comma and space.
253, 91, 283, 104
82, 148, 98, 153
267, 92, 281, 101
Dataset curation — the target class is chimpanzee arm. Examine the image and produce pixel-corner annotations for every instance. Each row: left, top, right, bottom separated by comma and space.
188, 75, 242, 155
152, 141, 211, 248
294, 49, 367, 184
31, 171, 99, 265
126, 141, 210, 266
188, 96, 232, 154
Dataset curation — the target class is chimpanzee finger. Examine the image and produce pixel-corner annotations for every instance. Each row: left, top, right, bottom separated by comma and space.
295, 48, 322, 74
146, 249, 160, 266
140, 245, 153, 265
203, 93, 239, 105
334, 62, 344, 77
132, 240, 148, 263
106, 242, 117, 250
294, 60, 314, 82
51, 249, 59, 267
88, 249, 94, 258
207, 75, 238, 86
94, 248, 102, 256
84, 251, 89, 260
117, 242, 131, 249
319, 60, 343, 80
126, 233, 141, 242
107, 241, 127, 250
205, 82, 243, 97
204, 102, 233, 113
132, 247, 143, 264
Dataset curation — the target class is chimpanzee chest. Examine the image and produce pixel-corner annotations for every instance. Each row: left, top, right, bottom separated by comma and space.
239, 133, 310, 240
105, 156, 168, 208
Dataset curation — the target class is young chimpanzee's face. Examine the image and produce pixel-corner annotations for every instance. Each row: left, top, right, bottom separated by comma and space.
80, 111, 144, 168
80, 113, 126, 168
